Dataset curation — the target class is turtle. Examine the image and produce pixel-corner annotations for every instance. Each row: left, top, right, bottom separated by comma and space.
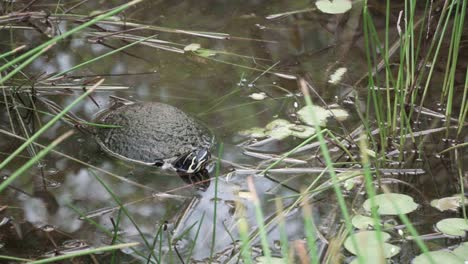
94, 101, 214, 174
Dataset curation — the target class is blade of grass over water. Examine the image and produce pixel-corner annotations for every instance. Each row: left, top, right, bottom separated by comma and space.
301, 196, 319, 264
237, 199, 253, 264
274, 199, 291, 262
0, 45, 26, 60
91, 169, 160, 264
210, 143, 223, 261
50, 34, 158, 79
0, 0, 144, 75
0, 130, 73, 193
259, 134, 319, 175
247, 176, 272, 261
28, 242, 139, 264
0, 79, 102, 178
359, 136, 385, 262
381, 186, 435, 264
0, 128, 156, 192
299, 78, 364, 264
0, 255, 31, 262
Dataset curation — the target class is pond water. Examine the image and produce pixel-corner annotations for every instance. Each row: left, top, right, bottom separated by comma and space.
0, 0, 467, 263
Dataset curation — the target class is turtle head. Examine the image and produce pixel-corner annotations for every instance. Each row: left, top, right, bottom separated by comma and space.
173, 147, 211, 174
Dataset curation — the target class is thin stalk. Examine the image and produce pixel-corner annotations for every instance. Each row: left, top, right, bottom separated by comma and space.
238, 216, 253, 264
0, 79, 102, 175
50, 34, 157, 78
381, 187, 435, 264
0, 0, 144, 74
28, 242, 139, 264
457, 68, 468, 137
210, 143, 223, 260
302, 199, 319, 264
274, 199, 290, 262
299, 78, 363, 264
0, 130, 73, 193
0, 45, 26, 60
260, 133, 319, 175
186, 213, 205, 263
359, 136, 385, 262
247, 176, 272, 261
91, 170, 160, 264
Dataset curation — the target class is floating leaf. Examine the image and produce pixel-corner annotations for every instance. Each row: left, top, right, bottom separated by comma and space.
430, 195, 466, 212
316, 0, 352, 14
289, 125, 315, 139
297, 105, 332, 126
453, 242, 468, 260
328, 67, 347, 84
329, 108, 350, 121
413, 251, 465, 264
240, 119, 315, 140
435, 218, 468, 237
352, 215, 377, 230
344, 231, 400, 261
297, 105, 349, 126
268, 124, 293, 140
183, 43, 201, 51
265, 119, 291, 130
248, 92, 267, 100
239, 127, 266, 138
363, 193, 419, 215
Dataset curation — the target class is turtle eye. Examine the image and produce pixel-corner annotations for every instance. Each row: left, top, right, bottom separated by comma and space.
153, 159, 164, 167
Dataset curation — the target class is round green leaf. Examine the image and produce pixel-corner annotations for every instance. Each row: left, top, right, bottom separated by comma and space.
344, 231, 400, 259
413, 251, 464, 264
289, 124, 315, 139
430, 196, 465, 212
453, 242, 468, 260
297, 105, 331, 126
316, 0, 352, 14
363, 193, 419, 215
265, 119, 291, 130
435, 218, 468, 237
239, 127, 266, 138
352, 214, 378, 230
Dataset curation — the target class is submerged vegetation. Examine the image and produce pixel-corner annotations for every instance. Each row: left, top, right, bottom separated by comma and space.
0, 0, 467, 263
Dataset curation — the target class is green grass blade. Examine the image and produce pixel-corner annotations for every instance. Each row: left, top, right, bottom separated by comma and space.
28, 242, 139, 264
0, 130, 73, 192
0, 79, 102, 177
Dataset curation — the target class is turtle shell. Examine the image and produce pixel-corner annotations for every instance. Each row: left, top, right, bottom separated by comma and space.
95, 102, 214, 165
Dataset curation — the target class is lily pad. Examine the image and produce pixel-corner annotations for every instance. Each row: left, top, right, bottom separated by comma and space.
265, 119, 291, 130
352, 214, 378, 230
297, 105, 349, 126
363, 193, 419, 215
430, 195, 467, 212
413, 251, 465, 264
239, 119, 315, 140
288, 125, 316, 139
239, 127, 266, 138
329, 108, 350, 121
297, 105, 333, 126
316, 0, 352, 14
435, 218, 468, 237
344, 231, 400, 260
453, 242, 468, 260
